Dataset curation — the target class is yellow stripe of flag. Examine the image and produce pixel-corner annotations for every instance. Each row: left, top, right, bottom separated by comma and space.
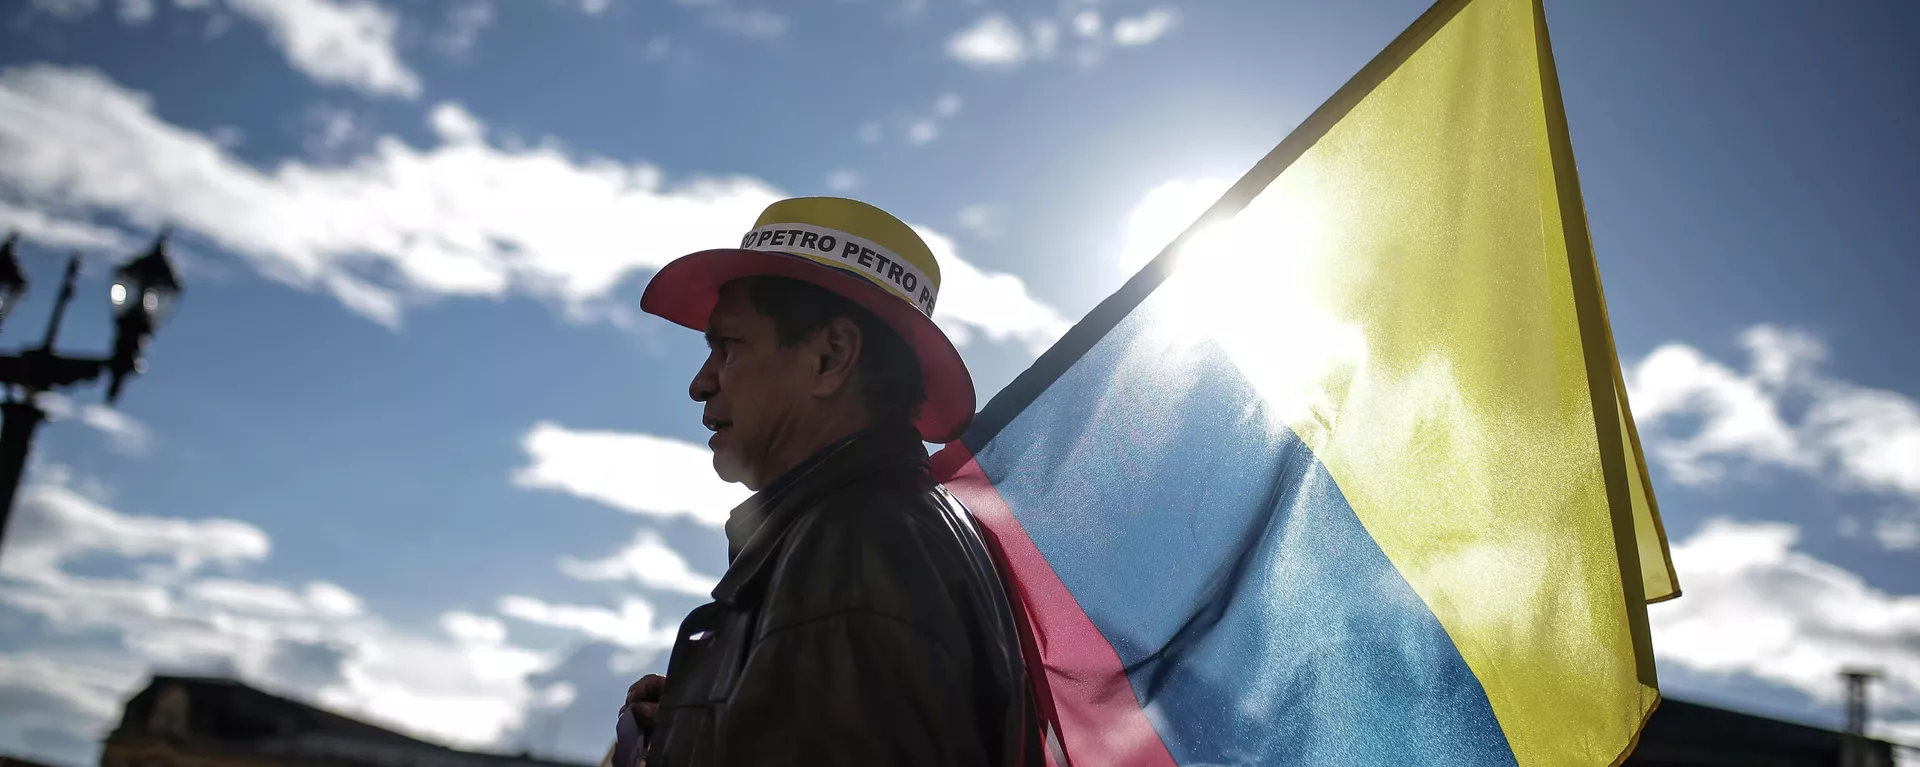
1156, 0, 1678, 762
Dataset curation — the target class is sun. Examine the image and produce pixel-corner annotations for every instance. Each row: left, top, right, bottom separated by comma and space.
1151, 174, 1369, 432
1116, 177, 1236, 278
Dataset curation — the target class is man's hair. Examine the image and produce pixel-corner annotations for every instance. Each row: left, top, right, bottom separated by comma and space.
737, 276, 927, 427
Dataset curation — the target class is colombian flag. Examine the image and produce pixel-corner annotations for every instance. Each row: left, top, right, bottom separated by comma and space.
930, 0, 1682, 764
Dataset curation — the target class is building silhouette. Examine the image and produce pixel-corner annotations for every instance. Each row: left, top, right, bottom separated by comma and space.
1625, 698, 1898, 766
91, 675, 1902, 767
98, 677, 589, 767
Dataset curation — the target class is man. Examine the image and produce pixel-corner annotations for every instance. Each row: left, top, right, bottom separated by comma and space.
619, 197, 1039, 766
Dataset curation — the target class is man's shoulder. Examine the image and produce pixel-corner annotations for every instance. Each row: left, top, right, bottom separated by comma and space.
759, 473, 973, 624
782, 472, 963, 577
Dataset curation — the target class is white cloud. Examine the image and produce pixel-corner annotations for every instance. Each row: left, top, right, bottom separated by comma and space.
1071, 10, 1100, 38
1877, 517, 1920, 551
947, 6, 1173, 72
0, 647, 149, 766
210, 124, 246, 148
200, 10, 235, 40
558, 529, 721, 597
0, 65, 769, 328
1627, 326, 1920, 519
186, 577, 322, 616
1118, 176, 1234, 276
824, 168, 860, 192
118, 0, 156, 23
644, 37, 673, 61
0, 649, 141, 723
428, 101, 485, 144
1111, 7, 1178, 46
26, 0, 416, 81
1649, 518, 1920, 743
305, 103, 363, 154
513, 422, 748, 527
711, 8, 785, 39
1808, 385, 1920, 498
498, 595, 677, 650
436, 0, 494, 55
75, 406, 150, 453
30, 0, 99, 20
918, 226, 1072, 355
906, 119, 938, 145
1029, 19, 1060, 59
1629, 337, 1807, 484
38, 393, 153, 456
579, 0, 611, 14
0, 200, 128, 250
0, 475, 267, 585
314, 615, 552, 747
1892, 729, 1920, 765
176, 578, 366, 623
442, 611, 508, 644
957, 203, 996, 239
0, 66, 1068, 349
878, 93, 964, 148
947, 13, 1027, 69
223, 0, 421, 98
533, 679, 577, 709
0, 467, 561, 756
857, 121, 884, 144
306, 580, 363, 616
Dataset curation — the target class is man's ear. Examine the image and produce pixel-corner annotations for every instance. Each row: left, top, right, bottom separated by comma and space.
807, 317, 864, 398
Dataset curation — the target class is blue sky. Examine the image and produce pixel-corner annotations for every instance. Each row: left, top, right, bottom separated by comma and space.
0, 0, 1916, 764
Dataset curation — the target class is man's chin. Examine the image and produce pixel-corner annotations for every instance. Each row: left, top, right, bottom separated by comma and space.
712, 452, 749, 486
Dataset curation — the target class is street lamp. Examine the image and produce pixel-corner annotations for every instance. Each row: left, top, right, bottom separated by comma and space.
0, 234, 26, 326
113, 230, 182, 324
106, 231, 181, 403
0, 229, 184, 558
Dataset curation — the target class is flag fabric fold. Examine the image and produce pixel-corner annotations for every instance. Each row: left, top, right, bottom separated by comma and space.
931, 0, 1679, 764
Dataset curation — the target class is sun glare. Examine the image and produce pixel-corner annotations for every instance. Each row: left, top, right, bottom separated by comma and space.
1117, 177, 1236, 278
1156, 179, 1368, 430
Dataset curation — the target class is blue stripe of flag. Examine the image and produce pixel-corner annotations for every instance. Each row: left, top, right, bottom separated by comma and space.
974, 290, 1519, 766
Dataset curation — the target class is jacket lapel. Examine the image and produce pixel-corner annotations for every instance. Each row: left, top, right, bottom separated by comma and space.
712, 426, 926, 607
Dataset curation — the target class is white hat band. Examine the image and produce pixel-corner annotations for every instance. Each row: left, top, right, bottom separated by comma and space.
739, 223, 938, 316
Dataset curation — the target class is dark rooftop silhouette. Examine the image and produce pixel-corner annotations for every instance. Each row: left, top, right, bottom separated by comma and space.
100, 675, 592, 767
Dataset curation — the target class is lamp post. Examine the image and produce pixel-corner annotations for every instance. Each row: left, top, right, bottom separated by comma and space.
1840, 667, 1884, 767
0, 230, 182, 556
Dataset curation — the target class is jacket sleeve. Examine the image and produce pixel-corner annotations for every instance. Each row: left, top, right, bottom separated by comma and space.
711, 609, 990, 767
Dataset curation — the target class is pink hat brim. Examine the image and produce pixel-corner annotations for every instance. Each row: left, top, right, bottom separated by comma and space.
640, 248, 976, 444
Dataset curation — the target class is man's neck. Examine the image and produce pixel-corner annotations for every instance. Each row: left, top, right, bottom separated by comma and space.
722, 419, 921, 564
749, 408, 872, 491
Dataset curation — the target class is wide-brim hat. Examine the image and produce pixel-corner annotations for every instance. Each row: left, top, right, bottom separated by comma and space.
640, 197, 975, 443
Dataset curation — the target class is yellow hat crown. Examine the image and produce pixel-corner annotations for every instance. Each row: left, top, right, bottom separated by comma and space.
738, 197, 942, 316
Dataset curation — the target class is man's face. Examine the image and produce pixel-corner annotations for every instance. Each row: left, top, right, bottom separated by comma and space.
690, 283, 815, 487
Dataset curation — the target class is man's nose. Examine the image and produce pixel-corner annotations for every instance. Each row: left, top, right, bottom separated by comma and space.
690, 357, 719, 403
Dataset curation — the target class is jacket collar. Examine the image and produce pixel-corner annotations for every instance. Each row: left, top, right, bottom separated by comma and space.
713, 424, 927, 606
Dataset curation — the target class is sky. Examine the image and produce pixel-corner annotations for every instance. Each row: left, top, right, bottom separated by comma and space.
0, 0, 1915, 764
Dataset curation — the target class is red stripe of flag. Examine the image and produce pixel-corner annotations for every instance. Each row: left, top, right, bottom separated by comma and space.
932, 446, 1178, 767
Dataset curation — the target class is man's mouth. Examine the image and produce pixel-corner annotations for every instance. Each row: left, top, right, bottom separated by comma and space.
702, 415, 732, 435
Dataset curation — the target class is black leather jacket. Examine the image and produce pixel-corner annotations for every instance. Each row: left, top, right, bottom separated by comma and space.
644, 426, 1039, 767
